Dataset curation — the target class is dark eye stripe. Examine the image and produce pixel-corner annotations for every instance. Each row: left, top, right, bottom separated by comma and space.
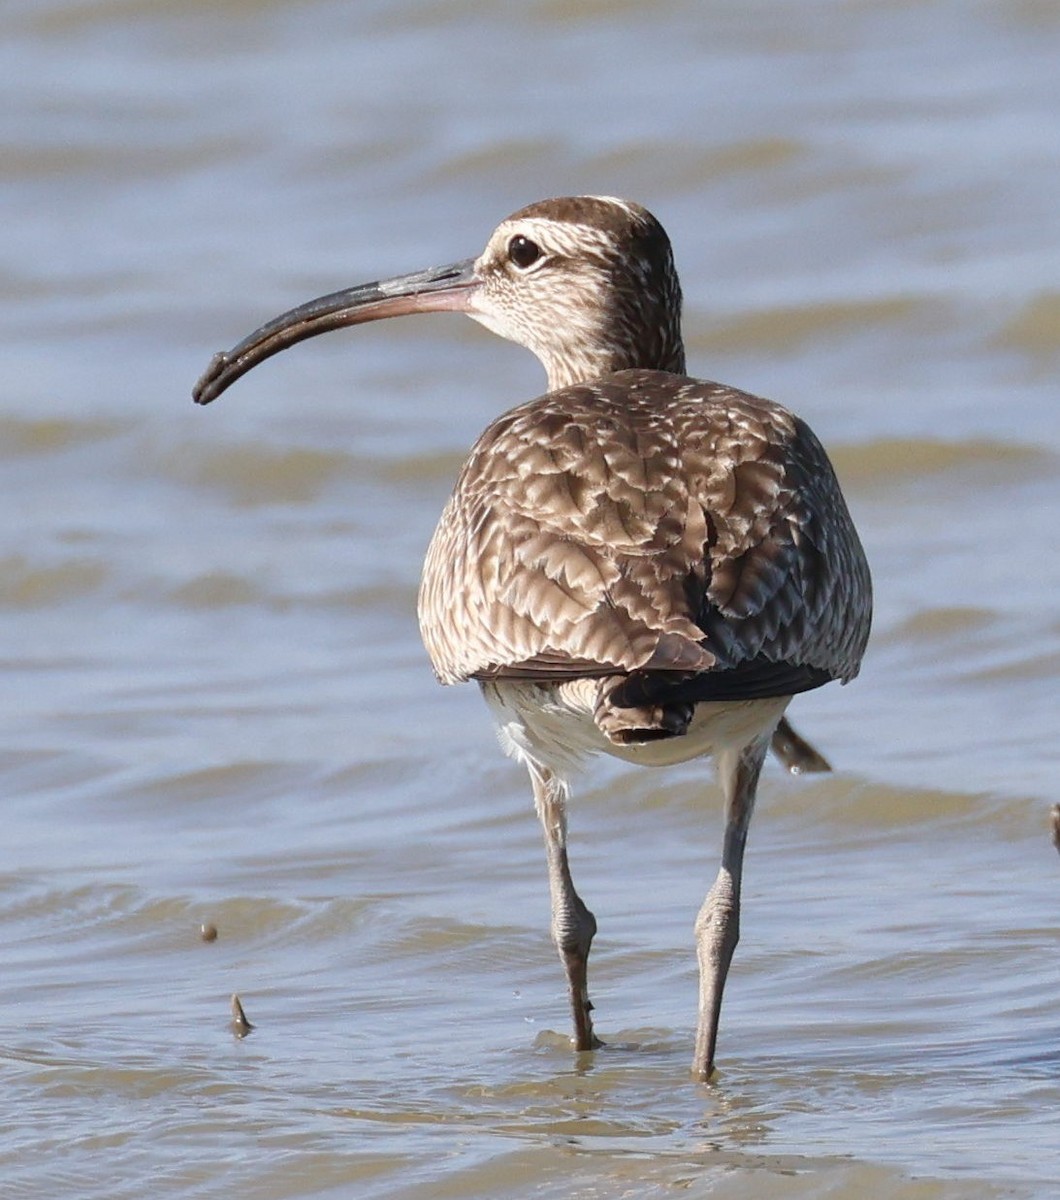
508, 235, 542, 269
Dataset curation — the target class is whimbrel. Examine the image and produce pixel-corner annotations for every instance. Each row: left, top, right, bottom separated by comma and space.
194, 196, 871, 1078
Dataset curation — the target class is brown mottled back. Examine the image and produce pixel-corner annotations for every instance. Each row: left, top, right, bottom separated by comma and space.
419, 368, 870, 705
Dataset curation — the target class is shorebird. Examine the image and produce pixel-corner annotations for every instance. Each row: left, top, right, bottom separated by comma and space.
194, 196, 871, 1078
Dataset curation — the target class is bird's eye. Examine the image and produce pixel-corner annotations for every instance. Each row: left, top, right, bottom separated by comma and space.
508, 235, 543, 270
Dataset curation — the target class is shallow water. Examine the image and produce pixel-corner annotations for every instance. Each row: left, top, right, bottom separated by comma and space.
1, 1, 1058, 1197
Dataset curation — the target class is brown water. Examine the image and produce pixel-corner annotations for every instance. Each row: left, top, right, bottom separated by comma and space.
1, 1, 1058, 1197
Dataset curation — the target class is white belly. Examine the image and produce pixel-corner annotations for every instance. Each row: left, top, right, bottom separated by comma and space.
480, 679, 790, 779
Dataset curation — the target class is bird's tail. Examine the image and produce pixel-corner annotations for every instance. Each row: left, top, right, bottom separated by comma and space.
592, 674, 694, 745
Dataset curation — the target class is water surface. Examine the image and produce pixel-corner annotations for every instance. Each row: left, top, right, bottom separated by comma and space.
1, 1, 1058, 1197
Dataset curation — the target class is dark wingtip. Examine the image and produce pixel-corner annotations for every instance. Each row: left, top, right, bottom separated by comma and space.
770, 717, 832, 775
192, 351, 231, 406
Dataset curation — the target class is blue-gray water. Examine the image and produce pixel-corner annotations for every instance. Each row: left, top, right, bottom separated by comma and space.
1, 2, 1058, 1197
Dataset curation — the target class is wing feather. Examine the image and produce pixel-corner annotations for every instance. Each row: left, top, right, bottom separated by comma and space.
418, 369, 871, 694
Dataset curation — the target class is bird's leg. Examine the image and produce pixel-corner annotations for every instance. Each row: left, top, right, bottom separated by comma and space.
530, 766, 601, 1051
692, 736, 769, 1080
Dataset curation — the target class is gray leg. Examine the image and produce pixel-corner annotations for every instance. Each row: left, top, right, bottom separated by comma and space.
692, 737, 769, 1080
530, 766, 601, 1051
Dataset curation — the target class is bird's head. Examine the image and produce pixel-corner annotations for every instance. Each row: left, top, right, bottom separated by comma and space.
193, 195, 685, 405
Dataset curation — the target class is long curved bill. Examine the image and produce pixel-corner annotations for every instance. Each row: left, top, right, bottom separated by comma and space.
192, 258, 480, 406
